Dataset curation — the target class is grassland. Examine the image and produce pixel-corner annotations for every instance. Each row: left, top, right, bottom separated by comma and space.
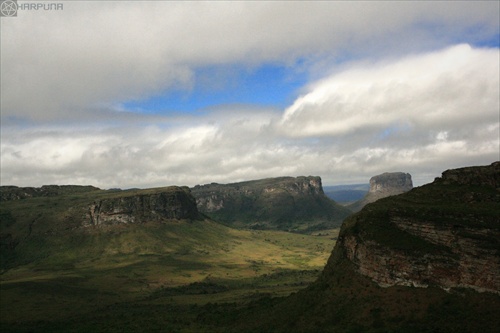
0, 187, 339, 332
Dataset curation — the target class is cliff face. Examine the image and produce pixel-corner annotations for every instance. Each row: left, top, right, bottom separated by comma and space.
191, 176, 351, 232
1, 186, 203, 268
368, 172, 413, 195
338, 163, 499, 294
241, 163, 500, 333
85, 187, 201, 226
348, 172, 413, 212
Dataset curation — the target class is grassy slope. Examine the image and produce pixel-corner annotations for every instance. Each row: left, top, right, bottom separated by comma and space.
0, 188, 340, 331
222, 168, 500, 333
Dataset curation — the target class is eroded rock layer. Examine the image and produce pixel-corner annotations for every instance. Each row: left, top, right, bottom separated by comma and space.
85, 187, 201, 226
348, 172, 413, 212
335, 162, 499, 294
191, 176, 351, 231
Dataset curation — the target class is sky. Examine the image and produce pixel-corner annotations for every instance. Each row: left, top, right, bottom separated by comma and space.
1, 1, 499, 189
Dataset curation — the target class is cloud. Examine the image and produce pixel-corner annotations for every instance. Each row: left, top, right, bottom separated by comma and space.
0, 109, 288, 188
2, 45, 498, 188
279, 44, 498, 139
277, 44, 499, 182
1, 2, 498, 121
1, 2, 498, 189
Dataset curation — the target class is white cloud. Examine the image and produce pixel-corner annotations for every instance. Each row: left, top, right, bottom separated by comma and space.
280, 45, 499, 137
0, 2, 499, 189
2, 42, 498, 189
1, 1, 498, 121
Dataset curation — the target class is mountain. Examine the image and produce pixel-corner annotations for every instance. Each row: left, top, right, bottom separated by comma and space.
0, 183, 339, 332
0, 185, 203, 269
234, 162, 500, 332
191, 176, 352, 232
323, 184, 370, 204
348, 171, 413, 212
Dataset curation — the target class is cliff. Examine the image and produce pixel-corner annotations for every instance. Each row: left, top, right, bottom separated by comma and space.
348, 172, 413, 212
191, 176, 352, 232
0, 186, 202, 269
85, 187, 201, 226
240, 162, 500, 332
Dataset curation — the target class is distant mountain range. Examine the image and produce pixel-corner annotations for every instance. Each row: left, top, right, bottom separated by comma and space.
1, 163, 498, 332
323, 184, 370, 204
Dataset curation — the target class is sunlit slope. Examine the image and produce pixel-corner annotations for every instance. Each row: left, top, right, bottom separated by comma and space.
1, 186, 336, 280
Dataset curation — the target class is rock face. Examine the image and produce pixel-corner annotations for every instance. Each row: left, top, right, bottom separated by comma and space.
191, 176, 352, 231
348, 172, 413, 212
368, 172, 413, 195
1, 185, 203, 268
334, 162, 499, 293
241, 163, 500, 333
85, 187, 201, 226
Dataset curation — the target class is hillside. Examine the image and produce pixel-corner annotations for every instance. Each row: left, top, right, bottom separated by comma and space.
191, 176, 352, 232
232, 162, 500, 332
0, 184, 339, 332
0, 185, 100, 201
2, 163, 498, 332
0, 185, 202, 269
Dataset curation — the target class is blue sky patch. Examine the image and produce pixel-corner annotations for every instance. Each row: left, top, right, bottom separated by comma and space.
122, 63, 308, 115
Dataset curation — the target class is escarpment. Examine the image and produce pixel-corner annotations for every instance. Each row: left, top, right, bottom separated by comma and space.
240, 163, 500, 333
191, 176, 352, 231
330, 162, 499, 294
0, 186, 203, 268
85, 186, 201, 226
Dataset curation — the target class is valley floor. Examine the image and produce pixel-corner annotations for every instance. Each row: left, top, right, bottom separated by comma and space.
0, 224, 339, 332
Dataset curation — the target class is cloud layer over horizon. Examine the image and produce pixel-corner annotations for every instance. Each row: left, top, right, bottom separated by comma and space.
1, 2, 499, 189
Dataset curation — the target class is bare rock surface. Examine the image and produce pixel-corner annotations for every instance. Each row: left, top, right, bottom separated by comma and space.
348, 172, 413, 212
334, 162, 499, 294
191, 176, 352, 231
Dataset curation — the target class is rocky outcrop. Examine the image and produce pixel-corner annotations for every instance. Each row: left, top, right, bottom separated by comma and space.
191, 176, 351, 231
348, 172, 412, 212
0, 185, 100, 201
85, 186, 201, 226
368, 172, 413, 195
240, 163, 500, 333
333, 162, 499, 294
437, 161, 500, 187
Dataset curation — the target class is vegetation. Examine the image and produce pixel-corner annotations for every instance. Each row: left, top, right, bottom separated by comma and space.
0, 186, 340, 332
191, 176, 352, 232
223, 162, 500, 332
1, 163, 499, 332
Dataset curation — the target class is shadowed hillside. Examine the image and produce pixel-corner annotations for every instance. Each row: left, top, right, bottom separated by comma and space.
2, 163, 498, 332
224, 162, 500, 332
191, 176, 352, 232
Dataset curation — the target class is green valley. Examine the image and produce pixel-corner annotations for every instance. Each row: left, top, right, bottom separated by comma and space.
0, 184, 339, 332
